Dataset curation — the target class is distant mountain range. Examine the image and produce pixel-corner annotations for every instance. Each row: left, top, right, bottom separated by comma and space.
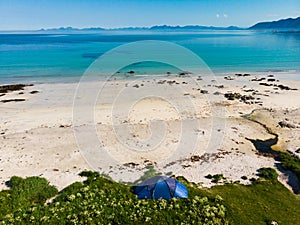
249, 16, 300, 30
41, 25, 244, 32
39, 16, 300, 33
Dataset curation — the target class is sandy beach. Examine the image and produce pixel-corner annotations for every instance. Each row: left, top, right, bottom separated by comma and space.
1, 72, 300, 191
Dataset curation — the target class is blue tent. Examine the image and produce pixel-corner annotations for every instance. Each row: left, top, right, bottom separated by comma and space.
134, 176, 188, 200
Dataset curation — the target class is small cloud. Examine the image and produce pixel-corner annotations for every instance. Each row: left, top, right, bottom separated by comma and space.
216, 14, 220, 18
223, 14, 228, 18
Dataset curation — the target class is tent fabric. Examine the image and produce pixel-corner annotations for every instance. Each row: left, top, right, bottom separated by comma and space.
134, 176, 188, 200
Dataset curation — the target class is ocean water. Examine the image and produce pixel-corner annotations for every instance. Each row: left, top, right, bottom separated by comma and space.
0, 31, 299, 83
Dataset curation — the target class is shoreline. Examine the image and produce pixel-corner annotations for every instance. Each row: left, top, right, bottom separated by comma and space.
1, 70, 300, 85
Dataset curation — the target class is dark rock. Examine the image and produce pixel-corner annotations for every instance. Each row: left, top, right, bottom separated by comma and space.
123, 162, 139, 167
167, 80, 176, 85
235, 73, 250, 77
224, 93, 241, 100
243, 88, 255, 92
224, 76, 234, 80
1, 99, 26, 103
278, 121, 296, 128
276, 84, 298, 90
240, 95, 255, 101
267, 78, 276, 82
133, 84, 139, 88
0, 84, 33, 93
128, 70, 135, 74
178, 71, 192, 76
251, 78, 266, 81
259, 82, 273, 86
30, 90, 39, 94
213, 91, 222, 95
214, 85, 224, 88
191, 155, 201, 162
0, 94, 5, 97
157, 80, 166, 84
200, 90, 208, 94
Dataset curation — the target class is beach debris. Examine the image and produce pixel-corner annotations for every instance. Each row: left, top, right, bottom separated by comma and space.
59, 124, 71, 128
278, 121, 296, 128
182, 165, 191, 168
167, 80, 176, 85
267, 78, 276, 82
251, 77, 266, 81
277, 84, 297, 90
259, 82, 273, 86
1, 99, 26, 103
267, 74, 274, 77
224, 76, 234, 80
143, 160, 157, 166
224, 93, 255, 104
213, 91, 222, 95
190, 155, 201, 162
30, 90, 39, 94
123, 162, 139, 167
259, 82, 298, 90
178, 71, 192, 76
0, 84, 33, 93
235, 73, 251, 76
133, 84, 139, 88
243, 88, 255, 92
157, 80, 166, 84
214, 84, 224, 88
224, 93, 241, 100
270, 221, 278, 225
200, 90, 208, 94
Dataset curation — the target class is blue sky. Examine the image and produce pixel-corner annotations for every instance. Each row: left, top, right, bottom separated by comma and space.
0, 0, 300, 30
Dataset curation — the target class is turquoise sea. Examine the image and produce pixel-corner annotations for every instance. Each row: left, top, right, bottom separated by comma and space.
0, 31, 299, 83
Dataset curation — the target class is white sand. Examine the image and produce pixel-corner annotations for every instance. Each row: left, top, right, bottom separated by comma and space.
0, 72, 299, 190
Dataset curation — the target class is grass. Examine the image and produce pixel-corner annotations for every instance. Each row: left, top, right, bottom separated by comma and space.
278, 152, 300, 181
0, 172, 228, 225
199, 169, 300, 225
0, 168, 299, 224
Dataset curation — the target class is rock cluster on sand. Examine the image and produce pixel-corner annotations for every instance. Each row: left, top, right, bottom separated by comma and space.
0, 84, 33, 93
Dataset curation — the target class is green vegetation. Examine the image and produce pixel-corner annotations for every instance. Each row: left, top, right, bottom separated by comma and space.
0, 172, 228, 225
205, 174, 225, 183
0, 176, 58, 217
278, 152, 300, 180
0, 167, 299, 224
257, 168, 278, 181
201, 168, 300, 225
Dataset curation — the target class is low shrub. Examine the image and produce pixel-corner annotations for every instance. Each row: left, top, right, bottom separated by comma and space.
0, 172, 228, 225
278, 152, 300, 180
258, 168, 278, 181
